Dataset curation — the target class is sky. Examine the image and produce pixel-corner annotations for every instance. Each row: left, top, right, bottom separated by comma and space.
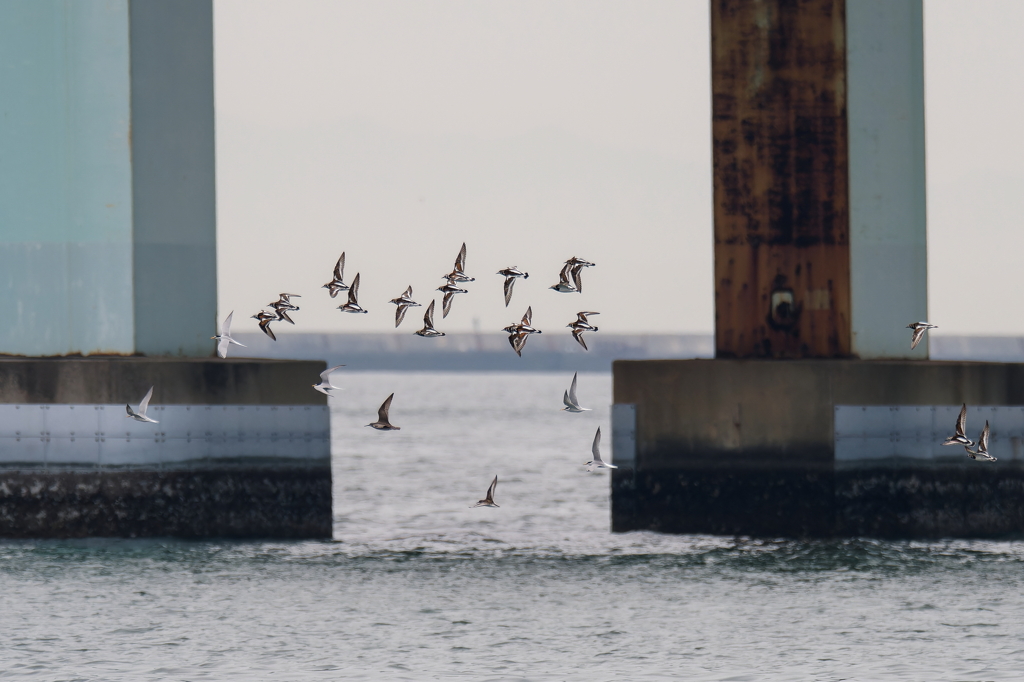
213, 0, 1024, 337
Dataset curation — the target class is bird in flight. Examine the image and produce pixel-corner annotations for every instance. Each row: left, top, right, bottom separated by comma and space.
503, 306, 541, 356
251, 310, 277, 341
565, 256, 595, 293
549, 262, 578, 293
585, 427, 616, 472
443, 242, 475, 282
437, 277, 468, 318
942, 403, 975, 447
568, 311, 599, 351
338, 273, 368, 314
965, 420, 997, 462
212, 311, 247, 359
366, 393, 400, 430
269, 293, 301, 325
471, 475, 499, 508
497, 266, 529, 307
390, 286, 421, 328
323, 253, 349, 298
312, 365, 345, 396
126, 386, 159, 424
414, 299, 445, 337
562, 372, 590, 412
906, 321, 937, 350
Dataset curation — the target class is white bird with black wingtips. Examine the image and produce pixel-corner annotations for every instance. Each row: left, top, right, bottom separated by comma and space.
585, 426, 616, 472
312, 365, 346, 396
126, 386, 159, 424
212, 311, 247, 359
562, 372, 590, 413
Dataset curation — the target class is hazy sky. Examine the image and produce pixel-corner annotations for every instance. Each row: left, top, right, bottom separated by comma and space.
213, 0, 1024, 337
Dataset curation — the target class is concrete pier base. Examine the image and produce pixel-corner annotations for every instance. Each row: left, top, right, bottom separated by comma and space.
0, 357, 332, 539
612, 359, 1024, 538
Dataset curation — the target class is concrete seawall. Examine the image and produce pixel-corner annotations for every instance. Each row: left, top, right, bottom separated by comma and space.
611, 359, 1024, 538
0, 357, 331, 539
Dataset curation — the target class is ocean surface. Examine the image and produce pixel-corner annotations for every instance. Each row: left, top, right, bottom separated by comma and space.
2, 371, 1024, 680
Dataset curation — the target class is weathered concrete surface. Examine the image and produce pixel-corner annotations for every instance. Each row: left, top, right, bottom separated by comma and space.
0, 357, 332, 538
712, 0, 851, 359
0, 357, 327, 405
0, 467, 331, 539
614, 359, 1024, 470
612, 359, 1024, 538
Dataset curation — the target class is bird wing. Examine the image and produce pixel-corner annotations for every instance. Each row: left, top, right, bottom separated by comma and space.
486, 475, 497, 502
320, 365, 345, 383
571, 264, 583, 293
522, 306, 533, 326
261, 319, 277, 341
348, 273, 361, 305
334, 253, 345, 280
379, 393, 394, 423
395, 304, 407, 328
568, 372, 579, 405
222, 311, 234, 337
217, 337, 229, 359
911, 326, 926, 350
139, 386, 154, 414
503, 277, 514, 307
442, 291, 453, 318
404, 286, 413, 299
592, 427, 602, 463
572, 329, 588, 351
515, 332, 529, 354
956, 403, 968, 437
455, 242, 467, 272
424, 299, 436, 327
558, 263, 572, 284
563, 389, 574, 409
981, 420, 990, 452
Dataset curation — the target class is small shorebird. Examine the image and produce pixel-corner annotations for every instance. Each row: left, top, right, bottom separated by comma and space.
312, 365, 345, 396
907, 321, 937, 350
390, 286, 421, 328
437, 278, 467, 318
269, 293, 301, 324
338, 273, 368, 314
942, 403, 975, 447
415, 299, 445, 337
366, 393, 400, 430
212, 311, 247, 359
443, 242, 475, 282
503, 324, 529, 356
965, 420, 997, 462
518, 306, 542, 336
549, 263, 578, 293
323, 253, 349, 298
568, 311, 599, 351
585, 426, 616, 472
471, 475, 499, 508
497, 266, 529, 307
566, 257, 595, 293
562, 372, 590, 412
251, 310, 277, 341
126, 386, 159, 424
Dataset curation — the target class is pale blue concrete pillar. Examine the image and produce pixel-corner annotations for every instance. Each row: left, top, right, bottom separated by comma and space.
0, 0, 216, 357
847, 0, 929, 359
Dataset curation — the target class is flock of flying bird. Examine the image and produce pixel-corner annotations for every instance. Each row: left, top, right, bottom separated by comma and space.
131, 244, 614, 509
907, 321, 996, 462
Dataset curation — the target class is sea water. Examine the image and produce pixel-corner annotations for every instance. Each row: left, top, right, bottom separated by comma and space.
1, 372, 1023, 680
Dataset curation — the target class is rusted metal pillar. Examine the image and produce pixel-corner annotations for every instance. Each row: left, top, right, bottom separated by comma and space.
712, 0, 851, 358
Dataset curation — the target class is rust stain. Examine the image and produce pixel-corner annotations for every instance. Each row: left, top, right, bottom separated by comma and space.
712, 0, 851, 359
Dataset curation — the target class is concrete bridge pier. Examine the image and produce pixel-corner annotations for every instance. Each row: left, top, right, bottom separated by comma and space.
611, 0, 1024, 538
0, 1, 331, 538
